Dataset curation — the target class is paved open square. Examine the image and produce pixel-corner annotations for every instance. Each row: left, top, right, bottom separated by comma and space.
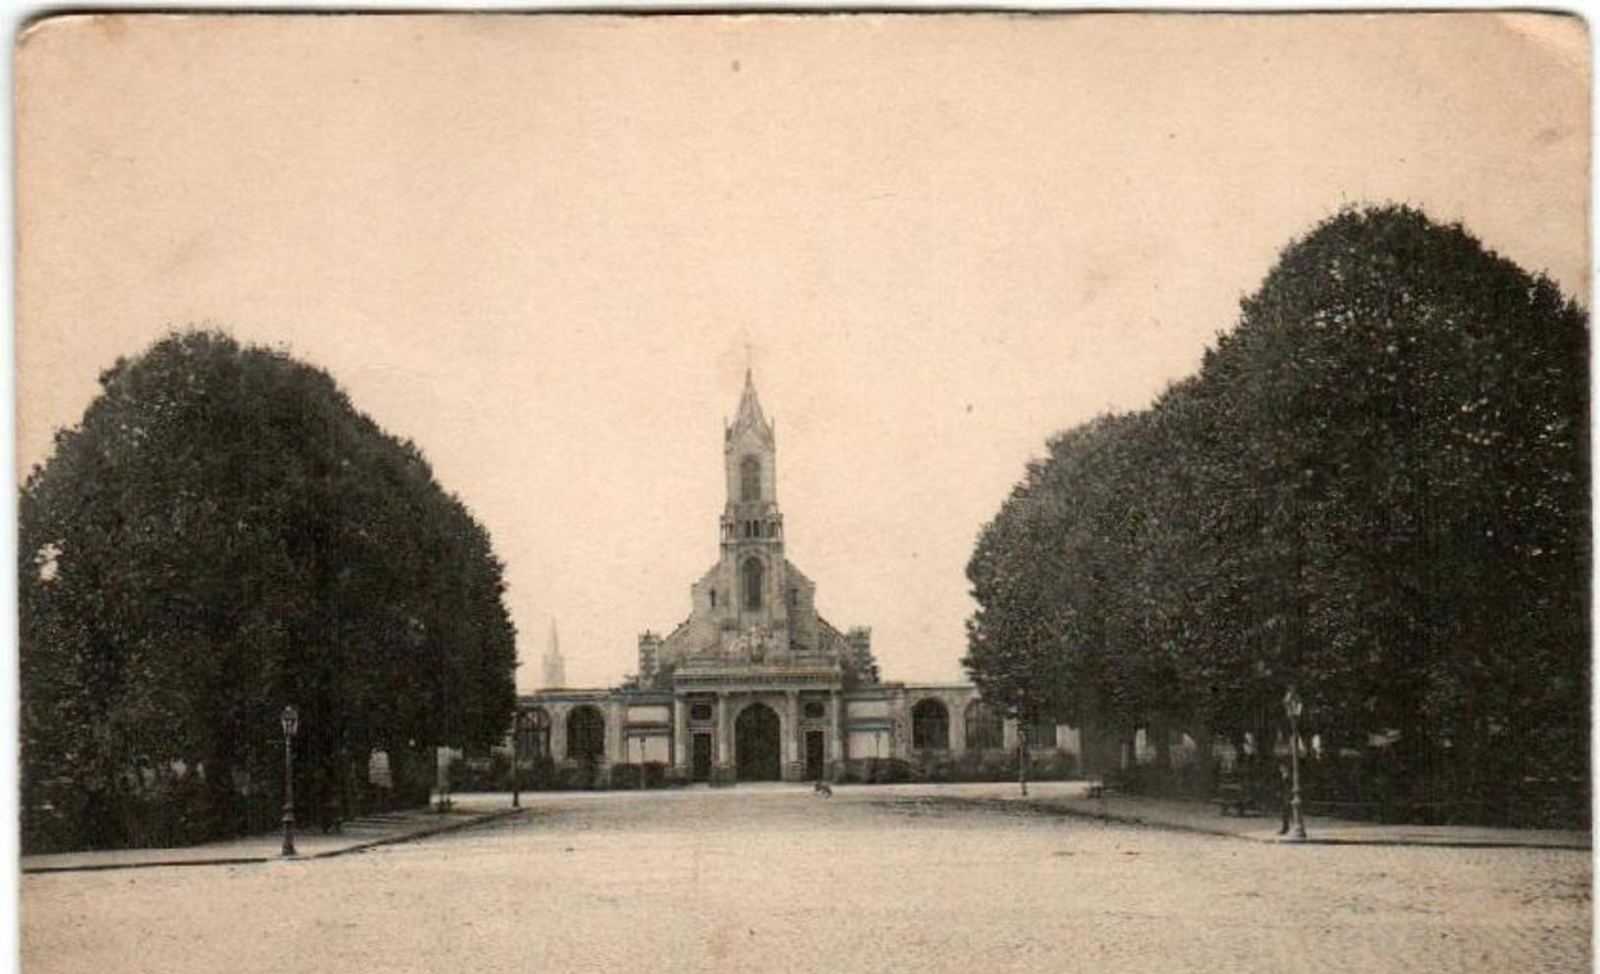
21, 783, 1591, 974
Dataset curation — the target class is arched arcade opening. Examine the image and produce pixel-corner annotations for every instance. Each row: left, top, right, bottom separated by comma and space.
566, 705, 606, 763
912, 699, 950, 751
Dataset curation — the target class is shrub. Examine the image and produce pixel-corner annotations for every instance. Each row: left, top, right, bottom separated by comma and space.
865, 758, 912, 784
949, 750, 1016, 782
498, 756, 558, 792
1028, 751, 1077, 781
610, 763, 641, 789
554, 761, 604, 791
447, 753, 511, 792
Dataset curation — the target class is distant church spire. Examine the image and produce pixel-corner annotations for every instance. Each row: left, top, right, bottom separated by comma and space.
542, 618, 566, 689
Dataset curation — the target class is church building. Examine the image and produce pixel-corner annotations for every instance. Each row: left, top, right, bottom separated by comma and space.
519, 372, 1086, 784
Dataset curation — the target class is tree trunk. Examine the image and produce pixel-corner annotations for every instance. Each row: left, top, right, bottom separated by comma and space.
1152, 718, 1172, 773
1194, 720, 1216, 796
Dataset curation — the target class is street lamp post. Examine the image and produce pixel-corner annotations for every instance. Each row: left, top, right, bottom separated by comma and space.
280, 705, 300, 857
511, 710, 522, 809
437, 748, 453, 813
1017, 721, 1030, 798
1283, 687, 1307, 841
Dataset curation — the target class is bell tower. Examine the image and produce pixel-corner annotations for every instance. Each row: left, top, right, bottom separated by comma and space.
721, 369, 787, 636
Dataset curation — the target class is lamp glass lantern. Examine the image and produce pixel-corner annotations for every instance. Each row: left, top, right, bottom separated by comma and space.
281, 705, 300, 738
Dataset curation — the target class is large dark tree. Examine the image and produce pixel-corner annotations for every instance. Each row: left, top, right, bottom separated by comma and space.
20, 331, 517, 850
1216, 206, 1589, 807
966, 205, 1588, 823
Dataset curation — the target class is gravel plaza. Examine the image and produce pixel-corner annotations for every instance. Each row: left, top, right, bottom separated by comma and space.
20, 782, 1591, 974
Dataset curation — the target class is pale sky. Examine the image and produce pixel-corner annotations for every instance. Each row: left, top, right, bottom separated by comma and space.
15, 13, 1590, 691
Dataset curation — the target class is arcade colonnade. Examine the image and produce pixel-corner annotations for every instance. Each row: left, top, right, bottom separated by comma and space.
519, 683, 1085, 784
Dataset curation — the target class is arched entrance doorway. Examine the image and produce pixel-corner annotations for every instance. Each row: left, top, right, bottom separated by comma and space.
735, 703, 782, 782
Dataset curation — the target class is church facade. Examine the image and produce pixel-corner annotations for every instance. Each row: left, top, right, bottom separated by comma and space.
518, 374, 1089, 784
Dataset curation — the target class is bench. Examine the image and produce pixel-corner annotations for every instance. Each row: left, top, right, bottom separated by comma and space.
1086, 773, 1121, 799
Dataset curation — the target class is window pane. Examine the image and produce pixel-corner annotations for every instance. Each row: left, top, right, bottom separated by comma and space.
741, 456, 761, 501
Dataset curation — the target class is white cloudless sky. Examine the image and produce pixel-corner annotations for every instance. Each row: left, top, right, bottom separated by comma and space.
14, 12, 1589, 690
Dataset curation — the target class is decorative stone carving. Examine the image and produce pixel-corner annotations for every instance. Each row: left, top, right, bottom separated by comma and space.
729, 625, 776, 663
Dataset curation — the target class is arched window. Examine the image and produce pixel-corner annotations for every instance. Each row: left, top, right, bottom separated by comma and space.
965, 700, 1004, 750
741, 455, 761, 502
742, 556, 764, 610
566, 706, 605, 763
911, 699, 950, 751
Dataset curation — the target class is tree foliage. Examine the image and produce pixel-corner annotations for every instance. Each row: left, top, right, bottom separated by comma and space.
965, 206, 1589, 817
21, 331, 517, 849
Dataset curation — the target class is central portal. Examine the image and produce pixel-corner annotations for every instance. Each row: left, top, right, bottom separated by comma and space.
734, 703, 782, 782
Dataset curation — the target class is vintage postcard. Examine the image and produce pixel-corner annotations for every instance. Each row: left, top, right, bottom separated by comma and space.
14, 12, 1591, 974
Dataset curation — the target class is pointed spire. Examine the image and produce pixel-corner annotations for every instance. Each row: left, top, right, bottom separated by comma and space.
729, 367, 774, 444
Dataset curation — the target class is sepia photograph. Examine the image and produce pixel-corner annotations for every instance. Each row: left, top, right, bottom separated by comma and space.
11, 11, 1592, 973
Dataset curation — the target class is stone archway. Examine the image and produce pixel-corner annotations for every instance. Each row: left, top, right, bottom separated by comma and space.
734, 703, 782, 782
964, 700, 1004, 751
